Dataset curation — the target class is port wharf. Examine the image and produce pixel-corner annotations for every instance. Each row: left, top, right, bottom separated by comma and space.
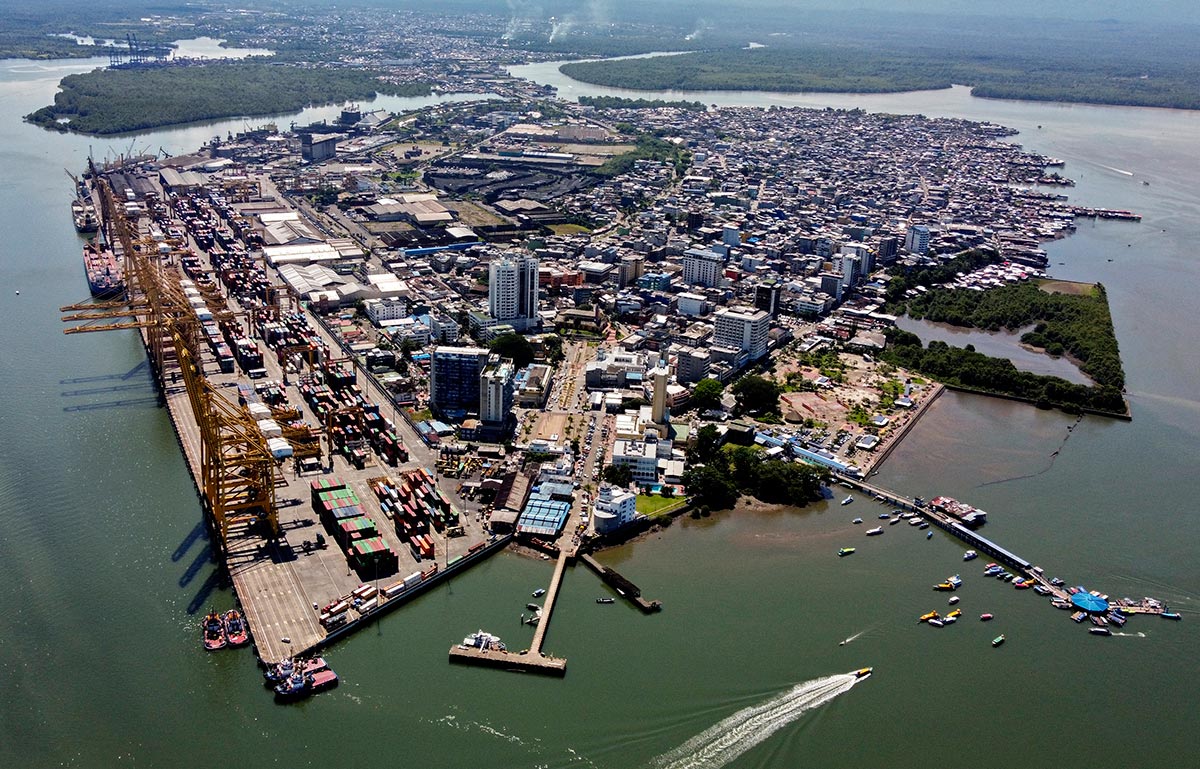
84, 177, 514, 667
580, 554, 662, 613
834, 473, 1174, 620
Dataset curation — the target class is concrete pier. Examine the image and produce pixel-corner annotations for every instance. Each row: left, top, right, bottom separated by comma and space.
448, 550, 571, 676
580, 554, 662, 613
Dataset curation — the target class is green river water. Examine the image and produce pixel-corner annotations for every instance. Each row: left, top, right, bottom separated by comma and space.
0, 53, 1197, 768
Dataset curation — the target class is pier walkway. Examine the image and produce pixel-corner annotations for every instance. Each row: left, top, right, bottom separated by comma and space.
448, 550, 570, 676
580, 554, 662, 613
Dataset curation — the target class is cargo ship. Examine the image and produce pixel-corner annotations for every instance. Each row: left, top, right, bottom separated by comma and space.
71, 199, 99, 233
83, 243, 125, 298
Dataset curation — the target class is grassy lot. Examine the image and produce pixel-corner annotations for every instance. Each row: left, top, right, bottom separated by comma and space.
549, 223, 591, 236
1037, 278, 1095, 296
636, 494, 684, 517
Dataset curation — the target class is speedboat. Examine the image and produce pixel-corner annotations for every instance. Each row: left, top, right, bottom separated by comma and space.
596, 597, 615, 604
865, 526, 883, 536
941, 615, 957, 625
992, 634, 1006, 647
526, 603, 541, 612
1161, 611, 1182, 620
1089, 627, 1112, 636
852, 517, 863, 524
918, 611, 939, 623
980, 613, 994, 621
928, 618, 945, 628
1050, 577, 1065, 587
933, 582, 955, 591
223, 610, 250, 647
1014, 581, 1032, 590
918, 522, 930, 530
841, 495, 854, 506
963, 550, 978, 561
202, 612, 226, 651
889, 517, 902, 525
532, 588, 546, 597
854, 667, 873, 679
878, 513, 891, 520
926, 531, 933, 539
948, 575, 962, 588
947, 609, 962, 619
838, 547, 856, 557
948, 596, 960, 605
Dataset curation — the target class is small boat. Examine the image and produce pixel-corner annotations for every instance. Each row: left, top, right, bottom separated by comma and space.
596, 597, 615, 604
948, 596, 960, 605
273, 672, 312, 701
889, 517, 902, 525
854, 667, 873, 679
532, 588, 546, 597
841, 496, 854, 506
223, 610, 250, 647
865, 526, 883, 536
837, 547, 856, 557
1107, 613, 1126, 627
1050, 577, 1065, 587
947, 609, 962, 619
926, 531, 933, 539
202, 611, 226, 651
1071, 611, 1087, 623
948, 575, 962, 589
1032, 585, 1051, 596
984, 566, 1004, 576
908, 518, 923, 526
980, 613, 994, 621
928, 618, 945, 628
852, 517, 863, 524
933, 582, 955, 591
264, 657, 328, 686
1161, 611, 1182, 620
1014, 581, 1032, 590
308, 669, 339, 693
918, 522, 930, 530
941, 615, 957, 625
984, 562, 998, 570
1089, 627, 1112, 636
992, 634, 1006, 647
963, 550, 978, 561
878, 513, 891, 520
918, 611, 939, 623
526, 603, 541, 612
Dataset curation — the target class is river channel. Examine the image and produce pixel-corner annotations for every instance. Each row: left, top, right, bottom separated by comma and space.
0, 52, 1195, 768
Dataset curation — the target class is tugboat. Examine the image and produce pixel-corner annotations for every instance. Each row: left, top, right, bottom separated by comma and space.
201, 611, 226, 651
264, 657, 328, 686
223, 610, 250, 647
273, 671, 313, 701
992, 634, 1006, 647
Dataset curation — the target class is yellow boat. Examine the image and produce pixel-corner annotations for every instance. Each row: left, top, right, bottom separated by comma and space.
933, 582, 955, 591
854, 667, 873, 679
947, 609, 962, 619
918, 611, 940, 623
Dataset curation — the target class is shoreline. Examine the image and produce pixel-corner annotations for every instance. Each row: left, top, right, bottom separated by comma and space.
860, 382, 945, 476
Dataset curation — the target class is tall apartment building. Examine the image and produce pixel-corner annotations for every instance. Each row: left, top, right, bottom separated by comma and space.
429, 346, 489, 417
479, 354, 515, 425
682, 248, 724, 288
488, 253, 539, 331
713, 306, 770, 361
905, 225, 931, 255
754, 281, 781, 317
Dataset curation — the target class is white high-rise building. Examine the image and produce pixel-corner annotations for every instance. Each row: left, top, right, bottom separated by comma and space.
479, 354, 515, 425
905, 225, 930, 255
593, 484, 637, 534
488, 253, 539, 331
682, 248, 724, 288
714, 306, 770, 361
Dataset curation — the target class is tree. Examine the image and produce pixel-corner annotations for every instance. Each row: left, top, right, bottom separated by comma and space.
542, 334, 565, 364
732, 375, 781, 416
690, 378, 725, 413
689, 425, 723, 466
489, 333, 534, 369
602, 463, 633, 487
681, 465, 739, 511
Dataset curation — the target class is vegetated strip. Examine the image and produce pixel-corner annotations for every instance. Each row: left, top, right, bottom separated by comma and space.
578, 96, 707, 111
594, 133, 692, 178
25, 62, 430, 135
879, 251, 1127, 416
560, 46, 1200, 111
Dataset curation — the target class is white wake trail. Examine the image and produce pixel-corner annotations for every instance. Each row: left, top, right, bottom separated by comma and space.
653, 673, 865, 769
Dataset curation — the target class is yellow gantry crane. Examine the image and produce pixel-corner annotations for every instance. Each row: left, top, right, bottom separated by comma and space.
61, 176, 278, 554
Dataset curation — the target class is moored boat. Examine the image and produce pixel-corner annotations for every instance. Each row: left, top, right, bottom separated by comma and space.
223, 610, 250, 647
992, 634, 1006, 647
1161, 611, 1182, 620
851, 517, 863, 524
1089, 627, 1112, 636
963, 550, 978, 561
837, 547, 856, 557
841, 495, 854, 506
201, 611, 226, 651
865, 526, 883, 536
933, 582, 955, 591
264, 656, 328, 686
980, 613, 994, 621
83, 243, 126, 298
532, 588, 546, 597
928, 618, 945, 628
918, 611, 939, 623
947, 609, 962, 619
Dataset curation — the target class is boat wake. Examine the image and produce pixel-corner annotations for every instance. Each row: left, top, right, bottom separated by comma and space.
1097, 163, 1135, 177
1111, 631, 1147, 638
652, 673, 866, 769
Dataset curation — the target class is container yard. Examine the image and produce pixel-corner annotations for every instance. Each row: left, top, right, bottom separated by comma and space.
63, 165, 509, 667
